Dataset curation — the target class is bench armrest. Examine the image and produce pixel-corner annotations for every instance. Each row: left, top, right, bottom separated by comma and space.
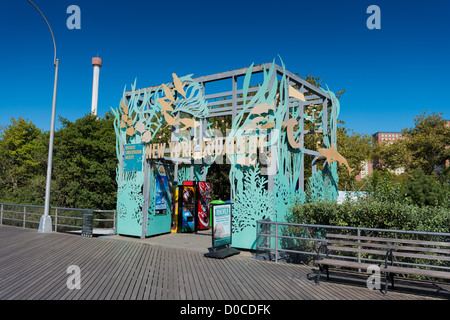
384, 249, 394, 269
316, 242, 329, 261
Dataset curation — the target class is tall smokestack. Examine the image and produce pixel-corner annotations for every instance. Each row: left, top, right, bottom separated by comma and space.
91, 57, 102, 116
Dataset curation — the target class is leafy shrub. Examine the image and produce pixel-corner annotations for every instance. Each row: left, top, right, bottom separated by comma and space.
287, 199, 449, 233
403, 169, 449, 207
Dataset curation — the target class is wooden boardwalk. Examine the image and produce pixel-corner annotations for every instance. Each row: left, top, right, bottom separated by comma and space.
0, 225, 448, 301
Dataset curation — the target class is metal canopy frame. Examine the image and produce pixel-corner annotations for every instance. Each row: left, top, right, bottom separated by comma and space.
124, 62, 332, 180
117, 62, 339, 241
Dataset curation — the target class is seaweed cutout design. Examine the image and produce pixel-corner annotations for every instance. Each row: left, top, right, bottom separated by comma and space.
232, 164, 275, 232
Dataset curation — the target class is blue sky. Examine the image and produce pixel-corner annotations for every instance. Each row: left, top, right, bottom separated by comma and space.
0, 0, 448, 136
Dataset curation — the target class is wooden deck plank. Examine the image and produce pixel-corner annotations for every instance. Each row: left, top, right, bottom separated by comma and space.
129, 242, 153, 300
178, 248, 194, 300
57, 237, 117, 300
96, 241, 139, 300
150, 246, 164, 300
35, 238, 106, 300
235, 259, 292, 300
202, 255, 229, 300
1, 233, 97, 299
141, 246, 159, 300
173, 248, 187, 300
113, 243, 146, 300
87, 240, 130, 300
26, 235, 108, 300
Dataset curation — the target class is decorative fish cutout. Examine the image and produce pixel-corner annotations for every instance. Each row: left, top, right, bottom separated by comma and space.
288, 85, 306, 101
161, 109, 179, 126
261, 122, 274, 129
180, 117, 199, 130
282, 117, 302, 148
162, 84, 175, 103
250, 103, 271, 115
158, 97, 175, 112
317, 144, 353, 174
172, 73, 186, 98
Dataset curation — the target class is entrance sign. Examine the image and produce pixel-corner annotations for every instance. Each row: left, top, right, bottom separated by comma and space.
124, 143, 143, 172
212, 203, 232, 247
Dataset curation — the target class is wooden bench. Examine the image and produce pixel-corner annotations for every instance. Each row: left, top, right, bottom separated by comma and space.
314, 233, 450, 294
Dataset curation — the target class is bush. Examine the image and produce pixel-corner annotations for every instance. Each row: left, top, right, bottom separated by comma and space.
287, 199, 449, 233
404, 169, 449, 207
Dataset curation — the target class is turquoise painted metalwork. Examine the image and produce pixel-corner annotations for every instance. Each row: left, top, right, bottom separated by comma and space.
112, 59, 343, 248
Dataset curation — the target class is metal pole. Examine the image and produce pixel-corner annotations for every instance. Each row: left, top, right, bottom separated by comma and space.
275, 222, 279, 263
39, 58, 58, 232
26, 0, 58, 233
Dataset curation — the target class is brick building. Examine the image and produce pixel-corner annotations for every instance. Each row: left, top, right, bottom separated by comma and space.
356, 120, 449, 180
355, 131, 404, 181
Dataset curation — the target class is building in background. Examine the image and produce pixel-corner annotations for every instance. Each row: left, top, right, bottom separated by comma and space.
356, 131, 404, 181
356, 120, 449, 181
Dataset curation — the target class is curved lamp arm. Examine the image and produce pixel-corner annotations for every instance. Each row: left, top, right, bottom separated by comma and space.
26, 0, 57, 65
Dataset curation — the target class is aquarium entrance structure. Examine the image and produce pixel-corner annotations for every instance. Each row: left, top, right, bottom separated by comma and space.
112, 59, 347, 249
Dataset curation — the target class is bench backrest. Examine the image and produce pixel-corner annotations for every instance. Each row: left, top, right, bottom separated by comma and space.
323, 233, 450, 269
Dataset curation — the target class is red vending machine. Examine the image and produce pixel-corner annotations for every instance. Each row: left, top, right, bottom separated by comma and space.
196, 182, 211, 230
182, 181, 211, 231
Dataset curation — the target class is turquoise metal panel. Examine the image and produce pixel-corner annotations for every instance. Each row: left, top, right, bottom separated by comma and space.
112, 60, 343, 249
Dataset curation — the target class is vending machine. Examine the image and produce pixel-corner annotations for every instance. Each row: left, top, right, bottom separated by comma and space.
171, 185, 179, 233
179, 184, 196, 233
196, 182, 211, 230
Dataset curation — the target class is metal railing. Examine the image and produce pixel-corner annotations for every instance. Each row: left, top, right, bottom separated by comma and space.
256, 219, 450, 271
0, 203, 116, 235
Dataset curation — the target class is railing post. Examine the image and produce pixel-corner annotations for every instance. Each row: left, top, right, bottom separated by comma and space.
23, 206, 26, 228
275, 222, 279, 263
55, 208, 58, 232
357, 228, 361, 272
113, 210, 116, 234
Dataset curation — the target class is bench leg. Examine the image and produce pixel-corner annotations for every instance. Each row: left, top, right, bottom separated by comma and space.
384, 272, 388, 295
316, 265, 329, 285
316, 265, 322, 285
383, 272, 395, 295
390, 273, 395, 289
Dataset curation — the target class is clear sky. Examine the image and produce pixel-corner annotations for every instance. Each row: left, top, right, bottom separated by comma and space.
0, 0, 448, 135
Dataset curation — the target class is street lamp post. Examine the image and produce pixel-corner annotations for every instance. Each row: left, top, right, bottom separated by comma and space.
26, 0, 58, 232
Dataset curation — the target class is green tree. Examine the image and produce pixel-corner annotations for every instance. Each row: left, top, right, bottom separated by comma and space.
51, 113, 117, 210
335, 123, 373, 190
401, 111, 449, 175
0, 117, 47, 203
372, 137, 410, 172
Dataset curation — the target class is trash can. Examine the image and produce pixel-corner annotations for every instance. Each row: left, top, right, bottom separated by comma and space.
210, 200, 226, 227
